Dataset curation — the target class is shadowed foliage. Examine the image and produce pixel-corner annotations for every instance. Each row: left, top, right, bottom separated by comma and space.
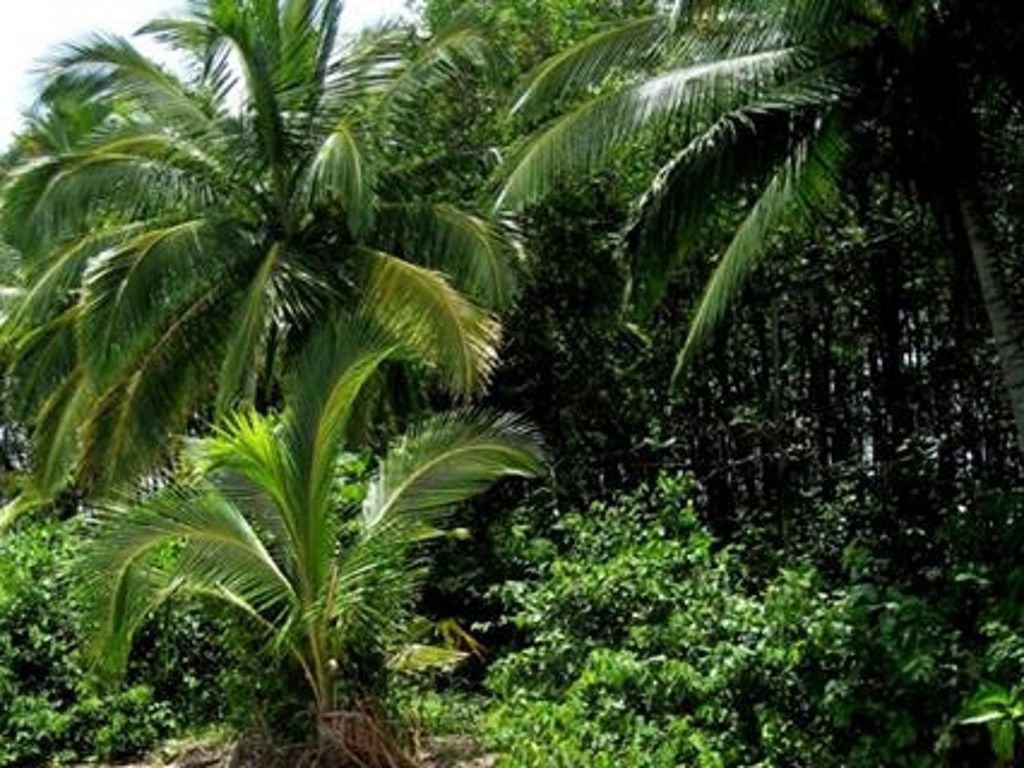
499, 0, 1024, 453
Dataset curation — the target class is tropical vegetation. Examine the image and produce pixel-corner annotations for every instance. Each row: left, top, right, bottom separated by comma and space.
1, 0, 516, 512
1, 0, 1024, 766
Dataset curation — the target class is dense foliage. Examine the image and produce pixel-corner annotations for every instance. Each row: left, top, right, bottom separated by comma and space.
0, 0, 516, 511
481, 474, 1024, 766
0, 520, 223, 765
1, 0, 1024, 766
85, 311, 544, 745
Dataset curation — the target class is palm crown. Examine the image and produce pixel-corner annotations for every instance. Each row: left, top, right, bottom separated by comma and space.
84, 310, 546, 720
1, 0, 520, 503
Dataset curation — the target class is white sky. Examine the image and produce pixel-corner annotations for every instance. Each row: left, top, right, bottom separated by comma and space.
0, 0, 410, 141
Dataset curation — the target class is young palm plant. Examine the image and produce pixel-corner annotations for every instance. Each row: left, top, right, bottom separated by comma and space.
498, 0, 1024, 452
84, 311, 545, 756
1, 0, 520, 510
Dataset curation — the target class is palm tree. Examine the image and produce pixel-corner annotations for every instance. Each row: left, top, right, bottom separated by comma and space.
84, 311, 545, 754
1, 0, 520, 509
497, 0, 1024, 453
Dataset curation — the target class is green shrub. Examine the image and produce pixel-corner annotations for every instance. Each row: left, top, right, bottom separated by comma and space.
0, 518, 229, 766
482, 473, 995, 767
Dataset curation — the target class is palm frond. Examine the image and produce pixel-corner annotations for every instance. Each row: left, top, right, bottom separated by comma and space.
4, 315, 95, 500
281, 0, 344, 85
6, 309, 78, 419
139, 15, 238, 102
297, 120, 374, 235
76, 219, 212, 384
2, 141, 219, 254
188, 409, 300, 577
624, 66, 844, 315
45, 33, 213, 130
200, 2, 288, 192
216, 243, 282, 416
334, 412, 544, 652
379, 16, 492, 121
191, 411, 288, 504
672, 115, 848, 383
321, 21, 407, 111
283, 314, 397, 575
362, 411, 545, 535
5, 222, 149, 331
360, 250, 502, 396
373, 203, 522, 308
77, 278, 234, 492
497, 47, 798, 211
203, 313, 399, 602
29, 368, 94, 500
512, 15, 666, 120
87, 486, 295, 675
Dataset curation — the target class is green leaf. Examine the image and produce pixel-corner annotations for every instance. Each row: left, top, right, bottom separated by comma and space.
374, 203, 521, 308
388, 643, 468, 674
497, 48, 798, 211
512, 15, 666, 120
623, 66, 843, 316
363, 411, 546, 534
672, 115, 848, 384
299, 120, 374, 236
361, 250, 502, 396
990, 719, 1017, 763
86, 486, 296, 677
216, 242, 282, 416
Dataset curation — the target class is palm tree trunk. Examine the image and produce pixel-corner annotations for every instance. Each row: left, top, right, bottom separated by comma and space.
955, 194, 1024, 456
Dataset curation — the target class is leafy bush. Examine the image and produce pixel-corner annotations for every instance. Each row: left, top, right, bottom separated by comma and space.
959, 683, 1024, 764
481, 473, 1006, 767
0, 518, 230, 766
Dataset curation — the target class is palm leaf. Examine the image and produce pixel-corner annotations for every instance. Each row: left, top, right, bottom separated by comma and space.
45, 33, 214, 130
283, 314, 398, 586
624, 67, 844, 315
5, 222, 149, 330
6, 310, 79, 418
497, 47, 798, 211
362, 411, 545, 535
512, 15, 666, 120
77, 278, 234, 492
87, 485, 295, 675
360, 250, 501, 396
29, 368, 94, 500
76, 219, 211, 384
298, 120, 374, 235
672, 115, 848, 383
335, 411, 544, 650
373, 203, 521, 308
2, 145, 217, 254
380, 16, 492, 121
321, 21, 407, 111
216, 242, 282, 416
201, 1, 288, 195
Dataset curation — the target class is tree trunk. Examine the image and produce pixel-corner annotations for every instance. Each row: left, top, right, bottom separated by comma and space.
955, 194, 1024, 457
